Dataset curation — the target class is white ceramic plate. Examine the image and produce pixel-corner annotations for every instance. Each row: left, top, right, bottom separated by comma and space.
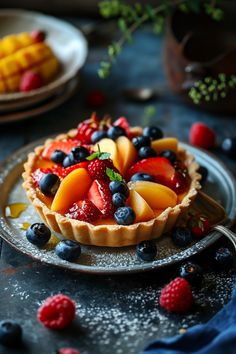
0, 9, 87, 105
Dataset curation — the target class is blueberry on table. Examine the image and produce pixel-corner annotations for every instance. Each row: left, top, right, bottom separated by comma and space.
26, 223, 51, 247
39, 173, 60, 196
136, 240, 157, 261
159, 150, 177, 164
109, 181, 129, 198
51, 149, 67, 164
221, 137, 236, 159
143, 126, 163, 140
114, 207, 135, 225
214, 247, 234, 270
112, 193, 126, 207
179, 262, 203, 286
107, 126, 126, 140
172, 227, 192, 247
55, 240, 81, 262
138, 146, 157, 159
132, 136, 151, 150
91, 130, 107, 143
130, 173, 154, 182
0, 320, 22, 346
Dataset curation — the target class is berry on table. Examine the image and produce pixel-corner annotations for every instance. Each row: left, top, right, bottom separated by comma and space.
114, 206, 135, 225
91, 130, 107, 144
51, 150, 67, 164
143, 126, 163, 140
221, 137, 236, 159
107, 126, 126, 140
31, 30, 46, 42
179, 262, 203, 286
172, 227, 192, 247
109, 181, 129, 198
159, 150, 177, 164
136, 240, 157, 261
26, 223, 51, 247
66, 199, 100, 222
39, 173, 60, 196
132, 135, 151, 150
38, 294, 76, 330
112, 193, 126, 207
0, 320, 22, 346
188, 215, 210, 239
130, 173, 154, 182
189, 122, 216, 149
55, 240, 81, 262
214, 247, 234, 270
138, 146, 157, 159
20, 70, 43, 92
160, 277, 194, 313
57, 348, 80, 354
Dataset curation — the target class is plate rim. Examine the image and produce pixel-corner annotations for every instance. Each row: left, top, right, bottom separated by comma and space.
0, 140, 236, 274
0, 8, 88, 102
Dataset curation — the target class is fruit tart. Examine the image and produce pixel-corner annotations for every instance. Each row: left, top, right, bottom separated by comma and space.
22, 114, 201, 247
0, 30, 60, 93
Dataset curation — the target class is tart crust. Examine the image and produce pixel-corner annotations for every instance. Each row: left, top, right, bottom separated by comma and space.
22, 128, 201, 247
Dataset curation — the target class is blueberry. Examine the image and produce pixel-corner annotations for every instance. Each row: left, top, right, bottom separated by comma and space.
179, 262, 203, 286
172, 227, 192, 247
55, 239, 81, 262
51, 149, 67, 164
70, 146, 90, 162
221, 137, 236, 159
0, 320, 22, 346
198, 165, 208, 184
39, 173, 60, 196
109, 181, 129, 198
107, 126, 126, 140
114, 207, 135, 225
214, 247, 234, 270
112, 193, 126, 207
63, 156, 73, 168
136, 240, 157, 261
26, 223, 51, 247
159, 150, 177, 164
91, 130, 107, 143
132, 136, 151, 150
130, 173, 154, 182
138, 146, 157, 159
143, 126, 163, 140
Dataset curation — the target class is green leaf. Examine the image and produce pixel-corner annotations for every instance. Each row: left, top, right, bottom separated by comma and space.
86, 150, 111, 161
106, 167, 123, 181
86, 152, 100, 161
99, 152, 111, 160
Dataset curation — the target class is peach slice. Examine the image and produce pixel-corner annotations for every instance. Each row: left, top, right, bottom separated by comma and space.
128, 189, 155, 222
116, 136, 138, 174
51, 168, 92, 213
94, 138, 122, 172
129, 181, 177, 209
151, 138, 178, 154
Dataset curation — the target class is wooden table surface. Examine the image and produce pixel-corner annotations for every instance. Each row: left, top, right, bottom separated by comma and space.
0, 19, 236, 354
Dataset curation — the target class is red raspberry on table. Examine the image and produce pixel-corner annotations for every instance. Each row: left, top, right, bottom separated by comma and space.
20, 71, 43, 92
37, 294, 76, 330
188, 215, 210, 239
88, 158, 114, 180
57, 349, 80, 354
189, 122, 216, 149
160, 277, 194, 313
66, 199, 100, 222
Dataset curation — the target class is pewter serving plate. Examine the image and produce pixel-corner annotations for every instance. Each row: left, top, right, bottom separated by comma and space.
0, 141, 236, 274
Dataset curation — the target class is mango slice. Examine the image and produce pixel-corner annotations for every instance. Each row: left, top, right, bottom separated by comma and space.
151, 138, 178, 154
116, 136, 138, 174
128, 189, 155, 222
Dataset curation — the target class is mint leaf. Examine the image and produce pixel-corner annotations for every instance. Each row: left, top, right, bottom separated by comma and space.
99, 152, 111, 160
106, 167, 123, 181
86, 152, 100, 161
86, 151, 111, 161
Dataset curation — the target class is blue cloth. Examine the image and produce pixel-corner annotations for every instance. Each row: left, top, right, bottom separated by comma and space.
141, 286, 236, 354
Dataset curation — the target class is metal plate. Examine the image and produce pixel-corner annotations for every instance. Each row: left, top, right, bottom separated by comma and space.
0, 141, 236, 274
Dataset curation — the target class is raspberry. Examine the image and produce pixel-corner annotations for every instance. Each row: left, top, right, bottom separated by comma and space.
88, 158, 113, 180
57, 349, 80, 354
37, 294, 76, 330
160, 277, 193, 312
188, 215, 210, 239
66, 199, 100, 222
20, 71, 43, 92
189, 122, 216, 149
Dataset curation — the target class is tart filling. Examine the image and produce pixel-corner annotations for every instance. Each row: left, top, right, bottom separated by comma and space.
22, 115, 201, 247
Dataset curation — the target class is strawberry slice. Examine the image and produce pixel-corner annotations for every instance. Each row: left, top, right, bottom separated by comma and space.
88, 180, 115, 218
66, 199, 101, 222
59, 161, 89, 178
126, 157, 175, 184
42, 139, 79, 160
114, 117, 132, 138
